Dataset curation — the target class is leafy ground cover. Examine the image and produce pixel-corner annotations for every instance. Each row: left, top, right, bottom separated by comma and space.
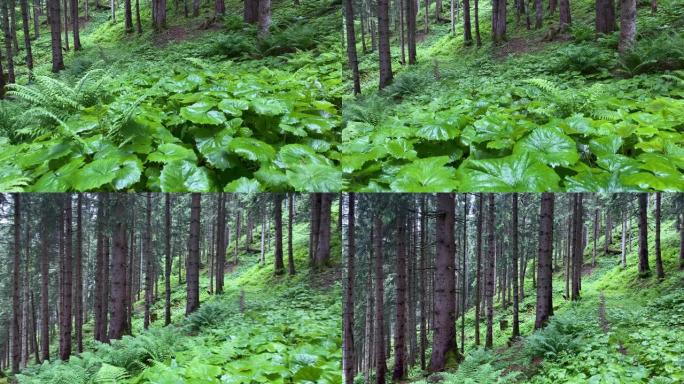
343, 0, 684, 192
403, 217, 684, 384
0, 0, 344, 192
13, 208, 342, 384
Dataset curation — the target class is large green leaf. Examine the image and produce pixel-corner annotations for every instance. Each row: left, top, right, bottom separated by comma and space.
390, 156, 459, 192
228, 138, 276, 164
224, 177, 263, 192
180, 101, 226, 125
458, 151, 560, 191
70, 158, 121, 191
286, 163, 344, 192
160, 160, 214, 192
514, 127, 579, 167
148, 143, 198, 163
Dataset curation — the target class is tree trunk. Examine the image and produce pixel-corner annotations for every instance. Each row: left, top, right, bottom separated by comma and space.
59, 196, 73, 360
33, 0, 40, 38
474, 193, 482, 345
491, 0, 506, 42
124, 0, 133, 32
40, 208, 50, 362
11, 194, 22, 375
48, 0, 64, 71
344, 0, 361, 94
215, 0, 224, 16
618, 0, 636, 53
511, 193, 520, 339
287, 193, 296, 275
108, 195, 128, 340
535, 193, 554, 329
186, 194, 201, 315
192, 0, 199, 16
70, 0, 80, 49
165, 194, 172, 325
474, 0, 481, 45
75, 194, 83, 353
484, 194, 495, 348
153, 0, 167, 29
463, 0, 472, 44
63, 0, 69, 50
430, 194, 459, 371
534, 0, 542, 28
258, 0, 270, 36
2, 0, 15, 83
405, 0, 416, 64
216, 193, 226, 293
571, 194, 583, 301
654, 193, 664, 279
373, 214, 387, 384
144, 193, 153, 329
377, 0, 393, 88
244, 0, 258, 23
20, 0, 34, 70
343, 194, 355, 384
419, 196, 427, 369
274, 194, 285, 275
595, 0, 615, 34
637, 193, 650, 276
314, 194, 332, 267
393, 212, 407, 379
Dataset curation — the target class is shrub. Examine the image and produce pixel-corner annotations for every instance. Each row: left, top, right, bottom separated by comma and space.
552, 44, 613, 75
383, 71, 432, 100
525, 312, 587, 359
184, 300, 230, 331
258, 23, 318, 56
570, 25, 595, 43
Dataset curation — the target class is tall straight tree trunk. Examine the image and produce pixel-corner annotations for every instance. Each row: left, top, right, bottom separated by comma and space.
186, 194, 201, 315
144, 193, 153, 329
216, 193, 226, 293
11, 194, 22, 375
258, 0, 271, 36
63, 0, 69, 50
33, 0, 40, 38
344, 0, 361, 94
637, 193, 650, 276
94, 197, 106, 342
618, 0, 636, 53
654, 193, 664, 279
534, 0, 542, 28
314, 194, 332, 267
535, 193, 554, 329
153, 0, 167, 29
491, 0, 506, 42
393, 212, 407, 379
377, 0, 393, 88
2, 0, 15, 83
309, 195, 320, 266
595, 0, 615, 34
70, 0, 80, 49
593, 204, 599, 267
463, 0, 472, 44
192, 0, 199, 16
511, 193, 520, 339
40, 208, 50, 362
108, 195, 128, 340
234, 207, 241, 264
124, 0, 133, 32
244, 0, 258, 23
274, 194, 285, 275
164, 194, 172, 325
419, 196, 427, 369
484, 194, 495, 348
430, 194, 459, 371
48, 0, 64, 71
135, 0, 142, 32
75, 194, 83, 353
571, 194, 583, 301
474, 194, 483, 345
559, 0, 571, 27
287, 194, 296, 275
474, 0, 481, 45
405, 0, 416, 64
20, 0, 34, 70
59, 196, 73, 360
343, 194, 355, 384
373, 215, 387, 384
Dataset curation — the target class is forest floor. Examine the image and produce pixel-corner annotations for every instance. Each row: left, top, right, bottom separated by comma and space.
12, 214, 342, 383
0, 0, 343, 192
343, 0, 684, 192
406, 219, 684, 383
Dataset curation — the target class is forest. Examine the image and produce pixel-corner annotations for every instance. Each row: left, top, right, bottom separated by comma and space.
0, 192, 342, 383
0, 0, 342, 192
342, 193, 684, 383
342, 0, 684, 191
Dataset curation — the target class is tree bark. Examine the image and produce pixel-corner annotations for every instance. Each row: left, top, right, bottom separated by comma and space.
144, 193, 153, 329
463, 0, 472, 44
393, 211, 407, 379
535, 193, 554, 329
48, 0, 64, 72
108, 195, 128, 340
59, 196, 73, 359
419, 196, 427, 369
595, 0, 615, 34
258, 0, 270, 36
186, 194, 201, 315
484, 194, 495, 348
474, 193, 482, 345
430, 194, 459, 371
244, 0, 258, 23
314, 194, 332, 267
287, 193, 296, 275
20, 0, 34, 70
511, 193, 520, 339
618, 0, 636, 53
559, 0, 571, 28
491, 0, 506, 42
377, 0, 393, 88
637, 193, 650, 276
373, 215, 387, 384
344, 0, 361, 94
474, 0, 481, 45
165, 194, 172, 325
655, 193, 664, 279
40, 205, 50, 362
70, 0, 80, 49
343, 194, 355, 384
11, 194, 22, 375
405, 0, 416, 64
2, 0, 15, 83
75, 194, 83, 353
216, 193, 226, 293
273, 194, 285, 274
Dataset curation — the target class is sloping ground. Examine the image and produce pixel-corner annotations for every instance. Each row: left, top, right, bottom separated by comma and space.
15, 219, 342, 384
409, 220, 684, 384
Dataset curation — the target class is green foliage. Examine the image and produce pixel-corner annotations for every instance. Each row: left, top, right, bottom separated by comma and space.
415, 349, 520, 384
552, 44, 613, 75
525, 311, 587, 359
